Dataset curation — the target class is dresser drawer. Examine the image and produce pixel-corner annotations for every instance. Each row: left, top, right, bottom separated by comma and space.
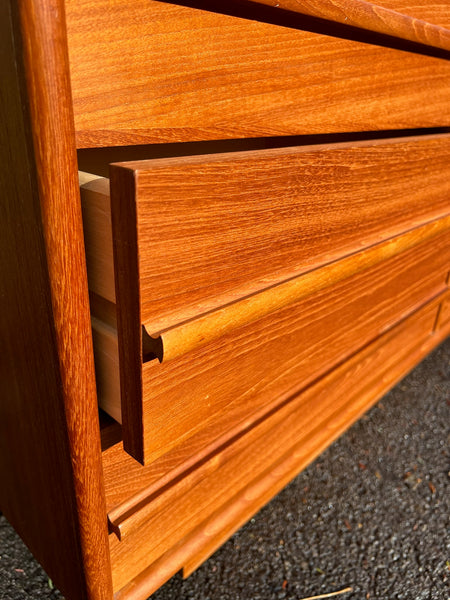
95, 230, 450, 464
83, 135, 450, 333
80, 135, 450, 464
106, 295, 443, 593
66, 0, 450, 146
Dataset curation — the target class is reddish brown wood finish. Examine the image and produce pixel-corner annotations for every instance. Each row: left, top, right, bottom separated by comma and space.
2, 0, 449, 597
108, 136, 450, 337
94, 222, 449, 464
135, 226, 450, 463
100, 135, 450, 463
107, 297, 445, 596
65, 0, 450, 147
374, 0, 450, 29
0, 2, 112, 599
245, 0, 450, 51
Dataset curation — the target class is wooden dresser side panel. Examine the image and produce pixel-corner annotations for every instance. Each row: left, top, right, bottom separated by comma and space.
0, 2, 112, 599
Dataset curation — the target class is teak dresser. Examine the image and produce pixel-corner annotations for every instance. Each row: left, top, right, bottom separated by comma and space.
1, 0, 450, 598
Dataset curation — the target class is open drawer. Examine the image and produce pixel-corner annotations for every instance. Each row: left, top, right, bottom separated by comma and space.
80, 134, 450, 464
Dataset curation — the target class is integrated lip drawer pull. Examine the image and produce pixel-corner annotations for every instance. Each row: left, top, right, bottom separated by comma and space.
142, 215, 450, 363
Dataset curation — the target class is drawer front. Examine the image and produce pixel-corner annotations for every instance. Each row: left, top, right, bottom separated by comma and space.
65, 1, 450, 147
108, 135, 450, 337
135, 230, 450, 463
107, 297, 441, 593
89, 224, 450, 463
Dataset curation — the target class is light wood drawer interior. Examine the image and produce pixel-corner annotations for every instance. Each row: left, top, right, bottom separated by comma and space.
80, 135, 450, 464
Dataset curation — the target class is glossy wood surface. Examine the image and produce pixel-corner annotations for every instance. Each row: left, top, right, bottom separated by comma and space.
106, 135, 450, 336
2, 0, 449, 597
108, 298, 444, 596
65, 0, 450, 147
95, 225, 449, 463
135, 227, 449, 463
245, 0, 450, 50
148, 214, 450, 363
374, 0, 450, 28
0, 1, 112, 599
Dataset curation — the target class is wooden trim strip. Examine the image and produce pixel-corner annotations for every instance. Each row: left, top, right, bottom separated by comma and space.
146, 214, 450, 363
243, 0, 450, 52
109, 164, 145, 464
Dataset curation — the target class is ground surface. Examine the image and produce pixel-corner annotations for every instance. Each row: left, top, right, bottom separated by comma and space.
1, 339, 449, 600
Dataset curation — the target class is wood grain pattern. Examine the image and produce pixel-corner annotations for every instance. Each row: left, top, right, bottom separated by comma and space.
377, 0, 450, 29
245, 0, 450, 51
2, 0, 449, 597
135, 227, 450, 464
65, 0, 450, 147
155, 215, 450, 362
95, 226, 450, 464
109, 166, 145, 462
108, 298, 442, 595
180, 301, 449, 577
79, 173, 115, 303
106, 135, 450, 340
0, 2, 113, 599
373, 1, 450, 29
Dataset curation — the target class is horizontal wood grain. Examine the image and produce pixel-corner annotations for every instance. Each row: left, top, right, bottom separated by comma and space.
154, 215, 450, 362
65, 0, 450, 146
94, 226, 450, 463
373, 1, 450, 29
244, 0, 450, 51
180, 303, 449, 577
108, 297, 443, 595
105, 135, 450, 338
133, 227, 450, 464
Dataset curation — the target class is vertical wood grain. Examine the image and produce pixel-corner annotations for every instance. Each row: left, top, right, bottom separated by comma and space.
0, 1, 113, 598
109, 167, 145, 464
